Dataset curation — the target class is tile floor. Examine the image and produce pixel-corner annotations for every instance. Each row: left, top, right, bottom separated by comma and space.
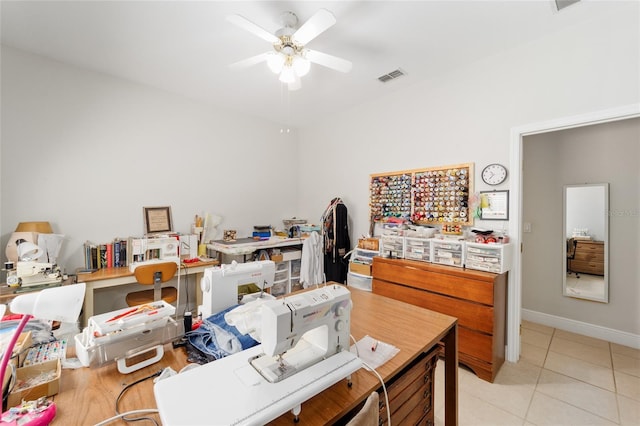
432, 320, 640, 425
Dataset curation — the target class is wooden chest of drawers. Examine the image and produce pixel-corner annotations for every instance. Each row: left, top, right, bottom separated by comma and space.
372, 257, 506, 382
569, 240, 605, 276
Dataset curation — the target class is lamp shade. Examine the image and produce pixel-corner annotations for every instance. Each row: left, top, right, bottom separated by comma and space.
15, 222, 53, 234
267, 53, 285, 74
10, 283, 86, 323
17, 241, 44, 261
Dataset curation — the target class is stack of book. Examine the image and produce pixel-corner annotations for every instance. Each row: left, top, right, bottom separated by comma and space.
83, 239, 128, 270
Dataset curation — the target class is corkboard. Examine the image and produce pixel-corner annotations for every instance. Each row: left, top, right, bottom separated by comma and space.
370, 163, 474, 226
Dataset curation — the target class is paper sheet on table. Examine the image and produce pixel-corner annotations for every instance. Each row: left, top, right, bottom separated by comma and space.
350, 334, 399, 370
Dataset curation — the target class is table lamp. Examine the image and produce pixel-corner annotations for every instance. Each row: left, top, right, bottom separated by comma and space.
0, 283, 85, 414
5, 222, 53, 264
16, 241, 44, 262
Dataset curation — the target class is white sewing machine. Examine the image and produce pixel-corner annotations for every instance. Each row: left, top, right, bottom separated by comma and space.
247, 284, 353, 383
128, 237, 180, 272
154, 284, 362, 425
15, 261, 63, 287
198, 260, 275, 318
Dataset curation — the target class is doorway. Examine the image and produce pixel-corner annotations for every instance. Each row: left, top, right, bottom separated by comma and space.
506, 103, 640, 362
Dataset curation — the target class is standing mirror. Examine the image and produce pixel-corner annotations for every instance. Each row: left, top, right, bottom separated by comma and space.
563, 183, 609, 302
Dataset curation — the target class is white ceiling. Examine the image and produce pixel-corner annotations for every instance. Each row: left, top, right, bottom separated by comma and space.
0, 1, 605, 127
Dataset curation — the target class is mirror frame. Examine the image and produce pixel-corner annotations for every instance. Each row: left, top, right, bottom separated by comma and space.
562, 183, 609, 303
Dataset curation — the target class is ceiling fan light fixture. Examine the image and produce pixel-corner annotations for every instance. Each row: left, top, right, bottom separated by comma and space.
288, 74, 302, 91
227, 8, 351, 90
292, 56, 310, 77
267, 53, 285, 74
279, 66, 296, 84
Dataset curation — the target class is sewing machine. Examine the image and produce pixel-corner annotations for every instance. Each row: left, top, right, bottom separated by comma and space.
154, 284, 362, 425
15, 261, 63, 287
247, 284, 353, 383
128, 237, 180, 272
198, 260, 275, 318
74, 301, 178, 374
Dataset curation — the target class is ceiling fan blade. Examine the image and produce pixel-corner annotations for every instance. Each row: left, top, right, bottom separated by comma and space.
292, 8, 336, 45
229, 52, 271, 70
226, 14, 280, 44
305, 49, 352, 73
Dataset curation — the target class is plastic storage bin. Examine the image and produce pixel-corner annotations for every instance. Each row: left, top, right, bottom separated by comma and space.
404, 237, 431, 262
347, 272, 372, 291
465, 242, 512, 273
380, 235, 404, 259
430, 239, 464, 267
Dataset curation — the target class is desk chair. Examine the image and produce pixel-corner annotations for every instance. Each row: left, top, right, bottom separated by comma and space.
346, 391, 379, 426
566, 238, 580, 278
127, 262, 178, 306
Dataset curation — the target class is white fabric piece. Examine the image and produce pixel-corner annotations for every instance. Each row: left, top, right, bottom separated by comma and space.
300, 231, 324, 288
224, 299, 268, 342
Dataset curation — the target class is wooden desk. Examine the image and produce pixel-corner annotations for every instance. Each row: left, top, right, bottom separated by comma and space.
52, 287, 458, 425
76, 259, 218, 325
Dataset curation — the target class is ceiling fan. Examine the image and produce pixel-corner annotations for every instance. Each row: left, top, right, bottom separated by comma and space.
227, 8, 352, 91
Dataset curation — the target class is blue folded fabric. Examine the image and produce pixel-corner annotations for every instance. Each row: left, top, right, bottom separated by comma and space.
187, 305, 258, 359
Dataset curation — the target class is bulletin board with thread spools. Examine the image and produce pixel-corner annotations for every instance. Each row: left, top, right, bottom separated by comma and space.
369, 163, 474, 227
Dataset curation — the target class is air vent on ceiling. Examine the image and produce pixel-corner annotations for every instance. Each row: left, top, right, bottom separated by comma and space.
555, 0, 580, 11
378, 69, 406, 83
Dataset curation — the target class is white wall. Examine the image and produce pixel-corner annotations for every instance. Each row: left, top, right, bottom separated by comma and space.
566, 185, 606, 240
296, 3, 639, 340
297, 4, 638, 240
1, 46, 300, 272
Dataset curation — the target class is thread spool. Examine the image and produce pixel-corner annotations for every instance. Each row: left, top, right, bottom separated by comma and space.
183, 312, 192, 334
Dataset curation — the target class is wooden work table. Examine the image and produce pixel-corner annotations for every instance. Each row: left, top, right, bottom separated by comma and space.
52, 287, 458, 425
75, 259, 218, 325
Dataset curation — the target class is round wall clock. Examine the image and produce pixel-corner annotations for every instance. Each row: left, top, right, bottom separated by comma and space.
481, 163, 508, 185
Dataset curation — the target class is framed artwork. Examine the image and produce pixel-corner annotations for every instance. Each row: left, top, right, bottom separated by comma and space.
479, 190, 509, 220
143, 206, 173, 234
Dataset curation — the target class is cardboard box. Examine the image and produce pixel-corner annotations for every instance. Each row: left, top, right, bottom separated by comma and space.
0, 331, 33, 369
358, 238, 379, 251
7, 359, 60, 407
349, 262, 372, 277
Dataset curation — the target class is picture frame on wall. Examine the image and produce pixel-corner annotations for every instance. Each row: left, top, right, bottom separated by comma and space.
479, 190, 509, 220
143, 206, 173, 235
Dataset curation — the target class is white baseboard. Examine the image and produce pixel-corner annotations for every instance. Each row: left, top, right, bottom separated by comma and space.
522, 309, 640, 349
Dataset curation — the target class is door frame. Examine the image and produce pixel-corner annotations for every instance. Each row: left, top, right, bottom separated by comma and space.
506, 103, 640, 362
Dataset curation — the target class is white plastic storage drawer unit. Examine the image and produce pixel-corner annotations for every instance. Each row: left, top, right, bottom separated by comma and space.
465, 242, 512, 273
380, 235, 405, 259
348, 247, 379, 276
430, 239, 464, 267
347, 271, 372, 291
404, 237, 431, 262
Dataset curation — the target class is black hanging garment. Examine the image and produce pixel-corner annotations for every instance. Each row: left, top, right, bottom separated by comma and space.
322, 198, 351, 283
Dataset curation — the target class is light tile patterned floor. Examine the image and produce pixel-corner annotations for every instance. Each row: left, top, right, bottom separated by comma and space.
433, 321, 640, 425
